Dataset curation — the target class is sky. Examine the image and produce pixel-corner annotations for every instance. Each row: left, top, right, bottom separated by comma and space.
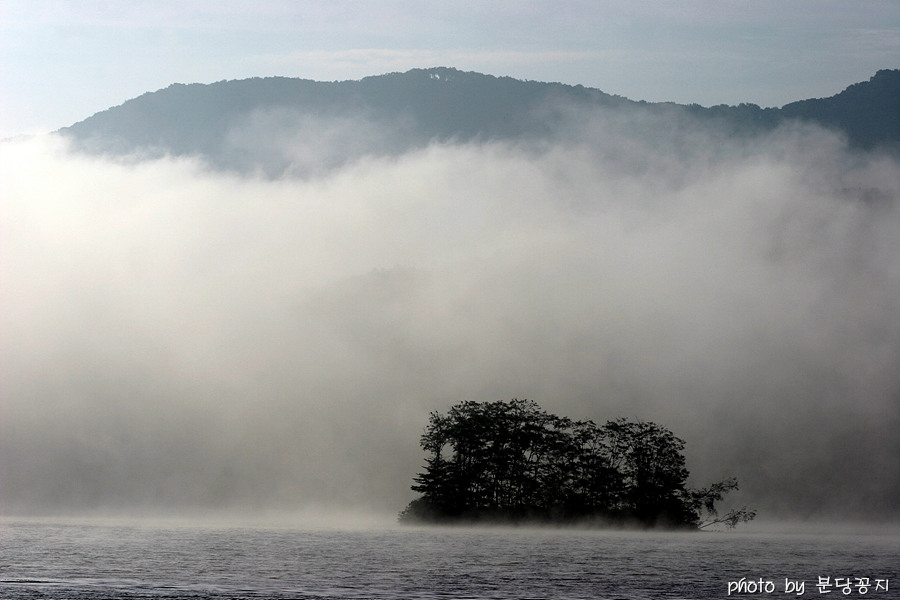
2, 0, 899, 138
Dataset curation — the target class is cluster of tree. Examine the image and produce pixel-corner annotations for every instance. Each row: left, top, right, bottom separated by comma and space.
399, 399, 755, 529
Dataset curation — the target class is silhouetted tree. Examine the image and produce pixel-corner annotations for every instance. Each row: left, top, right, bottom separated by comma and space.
400, 399, 754, 529
684, 477, 758, 529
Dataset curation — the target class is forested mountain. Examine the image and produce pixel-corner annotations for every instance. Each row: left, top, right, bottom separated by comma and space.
780, 69, 900, 149
59, 67, 899, 175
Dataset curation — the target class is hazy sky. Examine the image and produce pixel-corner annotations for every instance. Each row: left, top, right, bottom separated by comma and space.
2, 0, 899, 138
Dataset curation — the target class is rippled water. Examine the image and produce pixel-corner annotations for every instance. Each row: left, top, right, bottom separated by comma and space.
0, 518, 897, 599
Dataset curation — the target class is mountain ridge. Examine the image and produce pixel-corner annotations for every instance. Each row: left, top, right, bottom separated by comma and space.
59, 67, 900, 173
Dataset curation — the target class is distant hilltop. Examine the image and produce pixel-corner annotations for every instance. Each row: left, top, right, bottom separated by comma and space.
59, 67, 900, 174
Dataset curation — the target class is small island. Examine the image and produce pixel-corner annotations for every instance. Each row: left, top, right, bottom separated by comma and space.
400, 399, 755, 529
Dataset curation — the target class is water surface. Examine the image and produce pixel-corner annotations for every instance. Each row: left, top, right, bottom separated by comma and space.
0, 518, 896, 599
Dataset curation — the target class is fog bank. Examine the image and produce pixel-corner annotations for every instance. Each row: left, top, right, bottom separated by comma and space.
1, 115, 898, 521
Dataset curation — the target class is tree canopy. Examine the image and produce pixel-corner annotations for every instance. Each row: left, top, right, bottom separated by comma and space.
399, 399, 755, 529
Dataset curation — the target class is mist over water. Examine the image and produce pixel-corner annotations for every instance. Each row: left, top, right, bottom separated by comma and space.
1, 104, 898, 522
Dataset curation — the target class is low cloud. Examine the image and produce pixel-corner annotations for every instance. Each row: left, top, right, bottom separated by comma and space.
1, 112, 898, 522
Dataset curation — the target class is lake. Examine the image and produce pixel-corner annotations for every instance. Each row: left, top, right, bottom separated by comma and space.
0, 517, 896, 599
